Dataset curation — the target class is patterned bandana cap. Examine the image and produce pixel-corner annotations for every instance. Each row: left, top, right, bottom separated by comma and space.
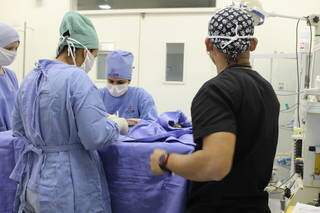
208, 7, 255, 60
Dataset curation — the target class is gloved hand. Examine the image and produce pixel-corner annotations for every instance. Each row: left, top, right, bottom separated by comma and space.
107, 114, 129, 135
127, 118, 141, 127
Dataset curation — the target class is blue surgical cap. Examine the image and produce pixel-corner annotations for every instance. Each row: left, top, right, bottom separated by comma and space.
0, 22, 20, 48
106, 50, 134, 80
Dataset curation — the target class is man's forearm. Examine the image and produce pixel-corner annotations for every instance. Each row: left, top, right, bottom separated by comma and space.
166, 150, 223, 182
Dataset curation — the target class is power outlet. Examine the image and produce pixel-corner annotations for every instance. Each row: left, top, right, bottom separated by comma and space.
309, 14, 320, 26
278, 82, 285, 90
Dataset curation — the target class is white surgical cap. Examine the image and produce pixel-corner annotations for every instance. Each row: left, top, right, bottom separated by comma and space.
0, 22, 20, 48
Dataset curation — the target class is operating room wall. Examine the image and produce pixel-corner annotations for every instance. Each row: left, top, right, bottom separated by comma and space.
138, 12, 216, 115
86, 14, 141, 86
0, 0, 71, 82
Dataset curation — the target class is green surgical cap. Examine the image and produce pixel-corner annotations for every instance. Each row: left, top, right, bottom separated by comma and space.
59, 11, 99, 50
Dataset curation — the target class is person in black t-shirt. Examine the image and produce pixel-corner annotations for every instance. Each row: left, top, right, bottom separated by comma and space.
149, 6, 280, 213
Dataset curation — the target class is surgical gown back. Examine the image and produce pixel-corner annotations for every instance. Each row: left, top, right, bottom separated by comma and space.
10, 60, 119, 213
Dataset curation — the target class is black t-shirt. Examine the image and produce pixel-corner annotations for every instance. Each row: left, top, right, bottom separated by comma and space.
188, 65, 280, 211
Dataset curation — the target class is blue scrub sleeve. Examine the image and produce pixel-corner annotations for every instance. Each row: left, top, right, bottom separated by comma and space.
139, 91, 158, 121
11, 91, 26, 137
71, 73, 119, 150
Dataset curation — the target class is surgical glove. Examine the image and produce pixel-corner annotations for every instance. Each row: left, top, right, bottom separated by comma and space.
107, 114, 129, 135
127, 118, 141, 127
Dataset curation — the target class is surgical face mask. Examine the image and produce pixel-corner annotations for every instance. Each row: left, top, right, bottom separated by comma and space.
0, 47, 17, 66
107, 83, 129, 97
81, 50, 95, 73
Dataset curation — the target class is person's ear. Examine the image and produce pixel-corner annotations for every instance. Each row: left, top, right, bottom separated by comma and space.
249, 38, 258, 51
205, 37, 214, 52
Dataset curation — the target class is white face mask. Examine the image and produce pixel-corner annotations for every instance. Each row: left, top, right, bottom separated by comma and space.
0, 47, 17, 66
81, 50, 95, 73
107, 83, 129, 97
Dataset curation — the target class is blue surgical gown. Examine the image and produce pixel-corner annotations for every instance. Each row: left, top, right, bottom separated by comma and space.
0, 68, 18, 132
10, 60, 119, 213
99, 87, 158, 121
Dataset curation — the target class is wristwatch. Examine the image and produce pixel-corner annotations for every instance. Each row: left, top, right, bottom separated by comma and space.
158, 153, 171, 173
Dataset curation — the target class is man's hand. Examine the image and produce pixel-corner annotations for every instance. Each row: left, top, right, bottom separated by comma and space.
150, 149, 167, 176
148, 132, 235, 182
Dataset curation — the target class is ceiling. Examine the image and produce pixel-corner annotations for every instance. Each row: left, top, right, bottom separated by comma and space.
77, 0, 216, 10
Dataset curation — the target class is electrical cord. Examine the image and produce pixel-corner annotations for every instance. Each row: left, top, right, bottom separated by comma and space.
268, 185, 285, 193
268, 173, 297, 192
306, 16, 313, 89
277, 173, 296, 189
296, 19, 301, 127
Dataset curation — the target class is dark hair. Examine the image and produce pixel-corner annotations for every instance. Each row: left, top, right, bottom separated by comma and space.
56, 30, 71, 57
56, 45, 75, 58
226, 55, 238, 65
